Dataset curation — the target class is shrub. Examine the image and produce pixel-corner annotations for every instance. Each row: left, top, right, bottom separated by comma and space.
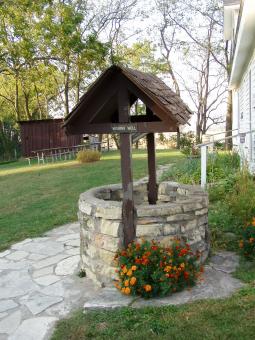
76, 150, 101, 163
114, 240, 202, 298
239, 219, 255, 260
161, 151, 240, 185
226, 169, 255, 230
209, 169, 255, 251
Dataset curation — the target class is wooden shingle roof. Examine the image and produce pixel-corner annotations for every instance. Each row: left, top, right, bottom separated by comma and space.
120, 66, 192, 125
64, 65, 192, 134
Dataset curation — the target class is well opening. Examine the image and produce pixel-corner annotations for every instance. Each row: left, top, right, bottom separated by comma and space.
79, 180, 209, 286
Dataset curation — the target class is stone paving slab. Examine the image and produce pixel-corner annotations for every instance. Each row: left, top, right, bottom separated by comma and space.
0, 222, 98, 340
0, 166, 245, 339
83, 256, 244, 310
0, 221, 245, 340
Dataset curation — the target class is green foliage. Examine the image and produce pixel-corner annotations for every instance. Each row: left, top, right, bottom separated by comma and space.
179, 132, 197, 156
78, 269, 86, 278
209, 169, 255, 252
161, 151, 240, 185
239, 222, 255, 261
113, 41, 167, 74
225, 170, 255, 230
234, 257, 255, 283
115, 240, 201, 298
0, 118, 20, 162
76, 150, 101, 163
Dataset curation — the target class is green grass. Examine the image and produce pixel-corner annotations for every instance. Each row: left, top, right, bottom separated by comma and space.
51, 287, 255, 340
0, 149, 183, 251
51, 255, 255, 340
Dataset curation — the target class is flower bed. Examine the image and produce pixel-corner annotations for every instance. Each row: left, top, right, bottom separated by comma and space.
115, 240, 202, 298
239, 218, 255, 260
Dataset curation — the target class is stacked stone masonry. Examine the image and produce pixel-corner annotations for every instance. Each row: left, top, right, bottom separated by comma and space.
79, 180, 209, 286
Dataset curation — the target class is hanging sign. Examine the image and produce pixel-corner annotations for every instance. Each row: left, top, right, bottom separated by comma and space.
239, 133, 246, 144
111, 124, 137, 133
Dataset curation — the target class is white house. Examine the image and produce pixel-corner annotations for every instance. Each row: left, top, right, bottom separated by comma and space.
224, 0, 255, 170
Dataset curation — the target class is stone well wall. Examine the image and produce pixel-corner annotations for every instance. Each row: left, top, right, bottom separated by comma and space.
79, 180, 209, 286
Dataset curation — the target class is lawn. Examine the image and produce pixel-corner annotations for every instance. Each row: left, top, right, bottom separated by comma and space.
51, 253, 255, 340
51, 286, 255, 340
0, 149, 183, 251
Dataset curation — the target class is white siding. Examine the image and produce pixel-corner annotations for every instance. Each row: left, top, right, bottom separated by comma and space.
251, 59, 255, 162
235, 51, 255, 170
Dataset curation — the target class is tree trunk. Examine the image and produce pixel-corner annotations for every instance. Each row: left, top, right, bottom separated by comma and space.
112, 134, 120, 149
176, 128, 180, 149
15, 73, 20, 120
34, 84, 43, 119
225, 90, 233, 150
64, 62, 70, 116
76, 58, 81, 104
107, 134, 110, 151
98, 134, 103, 152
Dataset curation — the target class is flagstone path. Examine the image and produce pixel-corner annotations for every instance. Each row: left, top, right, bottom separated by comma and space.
0, 165, 244, 340
0, 222, 98, 340
0, 221, 244, 340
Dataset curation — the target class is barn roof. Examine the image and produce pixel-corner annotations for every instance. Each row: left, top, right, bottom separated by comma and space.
64, 65, 192, 134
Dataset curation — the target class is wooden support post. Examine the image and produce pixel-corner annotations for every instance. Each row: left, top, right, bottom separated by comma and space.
147, 133, 157, 204
146, 107, 157, 204
118, 86, 135, 247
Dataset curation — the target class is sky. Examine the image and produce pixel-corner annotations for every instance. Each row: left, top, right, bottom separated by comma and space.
52, 0, 227, 137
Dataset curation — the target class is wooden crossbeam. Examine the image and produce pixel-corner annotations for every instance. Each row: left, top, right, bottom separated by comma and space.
66, 121, 176, 135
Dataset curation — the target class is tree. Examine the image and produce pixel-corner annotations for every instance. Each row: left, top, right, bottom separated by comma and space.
153, 0, 187, 147
154, 0, 228, 142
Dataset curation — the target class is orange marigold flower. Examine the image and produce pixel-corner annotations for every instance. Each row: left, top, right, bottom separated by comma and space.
164, 266, 172, 272
144, 284, 152, 292
131, 265, 137, 271
130, 277, 137, 286
124, 279, 129, 287
252, 217, 255, 226
121, 288, 125, 293
124, 287, 131, 295
127, 270, 133, 277
122, 266, 128, 274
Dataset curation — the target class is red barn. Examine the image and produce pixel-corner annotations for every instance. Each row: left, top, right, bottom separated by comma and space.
19, 119, 83, 157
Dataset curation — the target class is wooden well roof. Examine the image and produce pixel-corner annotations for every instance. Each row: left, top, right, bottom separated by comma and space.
64, 65, 192, 134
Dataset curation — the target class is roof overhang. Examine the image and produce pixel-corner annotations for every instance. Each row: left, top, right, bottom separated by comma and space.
64, 65, 192, 135
229, 0, 255, 89
224, 2, 240, 40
